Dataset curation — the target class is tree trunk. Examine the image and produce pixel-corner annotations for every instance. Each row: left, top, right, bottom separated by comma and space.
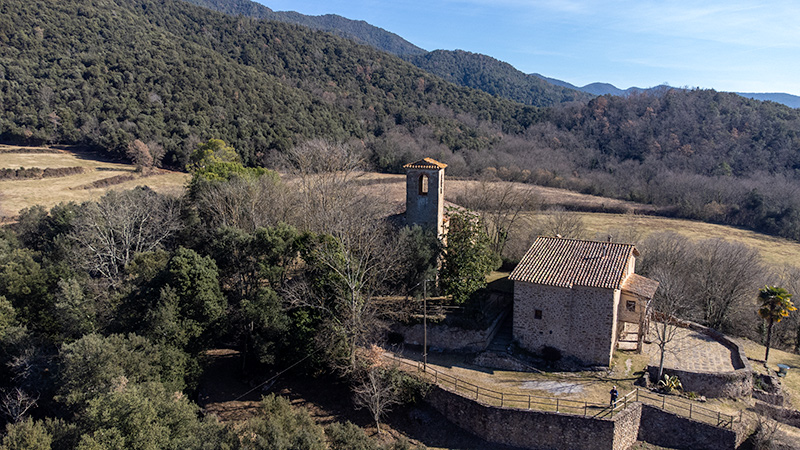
764, 319, 774, 364
658, 322, 667, 379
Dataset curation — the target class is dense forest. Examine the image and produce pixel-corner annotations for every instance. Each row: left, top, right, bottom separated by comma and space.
0, 0, 538, 166
405, 50, 594, 107
0, 141, 448, 448
3, 0, 800, 240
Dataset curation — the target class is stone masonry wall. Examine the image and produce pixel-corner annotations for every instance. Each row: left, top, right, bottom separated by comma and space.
425, 384, 642, 450
513, 282, 617, 366
647, 319, 753, 398
392, 309, 506, 352
637, 404, 740, 450
424, 382, 747, 450
405, 167, 444, 236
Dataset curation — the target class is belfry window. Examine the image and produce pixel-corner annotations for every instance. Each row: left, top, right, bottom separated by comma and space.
419, 174, 429, 195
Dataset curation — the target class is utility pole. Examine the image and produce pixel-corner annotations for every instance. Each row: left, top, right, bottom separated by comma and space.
423, 279, 428, 371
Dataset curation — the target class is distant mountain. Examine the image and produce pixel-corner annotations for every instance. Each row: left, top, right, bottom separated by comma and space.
182, 0, 590, 107
736, 92, 800, 109
405, 50, 593, 107
532, 74, 800, 109
183, 0, 426, 56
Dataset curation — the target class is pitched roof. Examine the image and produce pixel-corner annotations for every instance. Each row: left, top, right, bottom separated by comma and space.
621, 273, 660, 300
403, 157, 448, 170
509, 236, 638, 290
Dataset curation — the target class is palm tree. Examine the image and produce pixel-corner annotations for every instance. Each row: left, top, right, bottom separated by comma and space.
758, 285, 796, 364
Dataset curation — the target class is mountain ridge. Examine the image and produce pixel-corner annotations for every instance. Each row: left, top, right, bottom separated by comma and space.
183, 0, 427, 56
531, 74, 800, 108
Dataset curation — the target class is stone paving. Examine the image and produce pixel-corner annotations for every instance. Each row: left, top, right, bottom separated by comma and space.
641, 325, 737, 373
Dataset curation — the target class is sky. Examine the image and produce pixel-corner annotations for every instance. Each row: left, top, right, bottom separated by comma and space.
255, 0, 800, 96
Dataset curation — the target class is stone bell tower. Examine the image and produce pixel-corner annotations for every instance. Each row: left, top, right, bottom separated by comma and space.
403, 158, 447, 237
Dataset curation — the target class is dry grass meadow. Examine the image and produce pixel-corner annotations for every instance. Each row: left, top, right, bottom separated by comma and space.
0, 144, 189, 218
3, 147, 800, 269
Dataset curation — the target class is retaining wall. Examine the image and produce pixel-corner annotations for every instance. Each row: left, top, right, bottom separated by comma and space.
425, 385, 641, 450
393, 309, 506, 352
637, 404, 744, 450
648, 319, 753, 399
754, 400, 800, 428
425, 383, 749, 450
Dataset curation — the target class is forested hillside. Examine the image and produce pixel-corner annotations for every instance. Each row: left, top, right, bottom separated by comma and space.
405, 50, 593, 107
4, 0, 800, 240
0, 0, 537, 167
183, 0, 427, 56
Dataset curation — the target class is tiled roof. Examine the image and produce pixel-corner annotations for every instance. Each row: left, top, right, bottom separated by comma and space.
621, 273, 659, 299
509, 236, 637, 289
403, 157, 448, 170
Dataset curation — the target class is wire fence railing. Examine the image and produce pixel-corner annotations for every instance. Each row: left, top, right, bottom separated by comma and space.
385, 354, 741, 428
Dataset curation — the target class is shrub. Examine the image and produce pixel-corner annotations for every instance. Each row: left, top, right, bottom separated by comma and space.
326, 422, 378, 450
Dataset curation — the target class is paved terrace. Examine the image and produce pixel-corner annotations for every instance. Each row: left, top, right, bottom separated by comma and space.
642, 326, 739, 373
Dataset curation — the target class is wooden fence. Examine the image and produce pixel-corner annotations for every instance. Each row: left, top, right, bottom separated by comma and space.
385, 354, 741, 428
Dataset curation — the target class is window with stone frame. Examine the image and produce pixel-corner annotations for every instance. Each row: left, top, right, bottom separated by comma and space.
419, 174, 429, 195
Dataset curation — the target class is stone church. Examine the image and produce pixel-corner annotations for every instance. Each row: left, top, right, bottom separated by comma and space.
509, 236, 659, 366
402, 157, 659, 367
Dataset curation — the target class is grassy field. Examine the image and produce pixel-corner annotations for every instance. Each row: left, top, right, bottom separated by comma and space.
4, 146, 800, 269
510, 211, 800, 269
0, 145, 188, 217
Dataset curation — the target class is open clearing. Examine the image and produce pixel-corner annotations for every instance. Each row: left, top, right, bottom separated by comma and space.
3, 146, 800, 268
0, 145, 188, 217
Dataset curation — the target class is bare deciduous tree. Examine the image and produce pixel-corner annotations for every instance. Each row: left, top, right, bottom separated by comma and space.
639, 233, 767, 334
529, 207, 586, 240
693, 238, 764, 332
454, 181, 540, 257
276, 138, 367, 234
126, 139, 154, 173
195, 174, 297, 232
69, 188, 181, 283
648, 267, 691, 379
353, 366, 399, 434
777, 265, 800, 352
0, 388, 38, 423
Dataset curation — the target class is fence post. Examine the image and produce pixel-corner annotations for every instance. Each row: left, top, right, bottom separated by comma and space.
689, 403, 692, 420
528, 395, 531, 410
476, 386, 479, 401
662, 395, 666, 409
501, 392, 504, 407
636, 388, 639, 402
717, 411, 721, 426
556, 398, 559, 413
584, 402, 587, 417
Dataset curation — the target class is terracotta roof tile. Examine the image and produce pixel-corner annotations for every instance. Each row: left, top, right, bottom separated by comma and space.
403, 157, 448, 170
621, 273, 659, 299
509, 236, 637, 289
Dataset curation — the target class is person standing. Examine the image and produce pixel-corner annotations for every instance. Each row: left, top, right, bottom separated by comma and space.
609, 386, 618, 407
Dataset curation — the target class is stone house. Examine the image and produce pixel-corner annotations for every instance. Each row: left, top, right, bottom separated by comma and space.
509, 236, 659, 366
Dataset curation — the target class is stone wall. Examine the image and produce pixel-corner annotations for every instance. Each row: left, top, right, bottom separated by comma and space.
513, 282, 617, 366
754, 400, 800, 428
425, 384, 642, 450
392, 309, 506, 352
424, 382, 750, 450
637, 404, 741, 450
647, 319, 753, 399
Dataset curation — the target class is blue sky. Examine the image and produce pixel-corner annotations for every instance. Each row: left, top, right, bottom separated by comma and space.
255, 0, 800, 96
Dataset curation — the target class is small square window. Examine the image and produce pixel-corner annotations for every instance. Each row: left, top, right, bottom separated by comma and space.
626, 301, 636, 312
534, 309, 543, 320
